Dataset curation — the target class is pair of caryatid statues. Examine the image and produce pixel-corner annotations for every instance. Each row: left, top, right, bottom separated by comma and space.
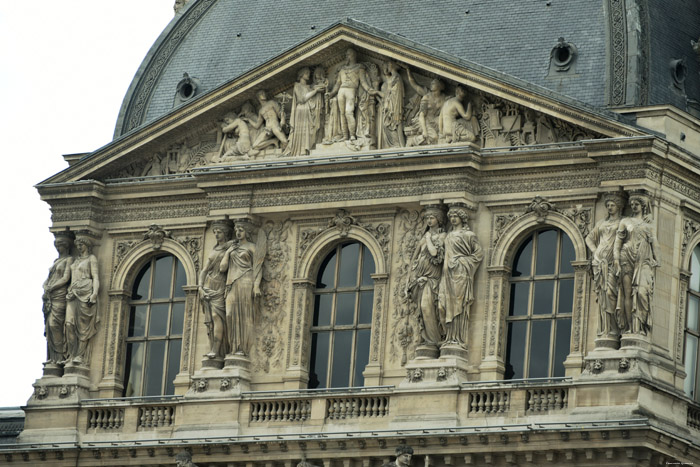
42, 230, 100, 368
198, 219, 266, 363
213, 48, 478, 162
406, 204, 484, 356
585, 191, 660, 339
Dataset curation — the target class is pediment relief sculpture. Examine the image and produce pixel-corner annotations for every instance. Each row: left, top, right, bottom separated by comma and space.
99, 47, 605, 182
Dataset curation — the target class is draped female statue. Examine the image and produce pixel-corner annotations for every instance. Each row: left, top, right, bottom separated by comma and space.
406, 206, 447, 351
439, 205, 483, 348
199, 220, 234, 360
614, 193, 659, 335
42, 232, 74, 364
285, 67, 326, 156
585, 192, 625, 337
65, 233, 100, 365
375, 61, 405, 149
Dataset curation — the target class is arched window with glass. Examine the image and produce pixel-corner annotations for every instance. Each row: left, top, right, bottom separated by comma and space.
123, 255, 187, 396
505, 228, 575, 380
308, 242, 375, 389
684, 244, 700, 402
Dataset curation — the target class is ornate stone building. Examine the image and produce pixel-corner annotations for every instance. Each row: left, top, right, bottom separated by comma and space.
3, 0, 700, 465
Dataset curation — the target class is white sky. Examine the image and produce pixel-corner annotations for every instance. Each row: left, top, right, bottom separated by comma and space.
0, 1, 175, 407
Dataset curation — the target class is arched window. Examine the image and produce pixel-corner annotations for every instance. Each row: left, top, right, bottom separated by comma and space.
684, 244, 700, 401
308, 242, 375, 389
123, 255, 186, 396
505, 228, 575, 380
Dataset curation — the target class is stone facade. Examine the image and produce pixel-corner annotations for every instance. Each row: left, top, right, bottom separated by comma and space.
4, 11, 700, 467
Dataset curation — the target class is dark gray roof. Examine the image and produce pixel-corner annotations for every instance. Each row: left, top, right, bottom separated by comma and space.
114, 0, 700, 138
0, 408, 24, 445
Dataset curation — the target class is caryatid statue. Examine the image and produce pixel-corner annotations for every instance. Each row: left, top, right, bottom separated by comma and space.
42, 230, 75, 365
406, 205, 447, 353
199, 219, 234, 361
220, 220, 266, 358
326, 48, 377, 141
439, 204, 483, 348
585, 191, 626, 338
382, 445, 414, 467
614, 192, 659, 335
64, 232, 100, 366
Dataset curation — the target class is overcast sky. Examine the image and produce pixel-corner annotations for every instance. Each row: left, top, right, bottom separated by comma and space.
0, 1, 176, 407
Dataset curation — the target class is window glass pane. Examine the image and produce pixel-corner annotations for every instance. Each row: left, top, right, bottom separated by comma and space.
557, 279, 574, 315
144, 341, 166, 396
165, 340, 181, 396
553, 318, 571, 377
509, 282, 530, 316
684, 335, 698, 399
688, 296, 699, 333
691, 246, 700, 292
361, 246, 375, 286
338, 243, 360, 287
528, 320, 552, 378
336, 293, 356, 325
533, 280, 554, 315
308, 332, 329, 389
317, 250, 337, 289
128, 305, 147, 337
559, 233, 575, 274
505, 321, 527, 379
535, 230, 557, 276
123, 342, 144, 397
173, 259, 187, 298
148, 303, 170, 336
358, 291, 373, 324
153, 256, 174, 299
313, 294, 332, 326
171, 302, 185, 335
133, 261, 151, 300
512, 236, 533, 277
331, 331, 353, 387
354, 329, 371, 387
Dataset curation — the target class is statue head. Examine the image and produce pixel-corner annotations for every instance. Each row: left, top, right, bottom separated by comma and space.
430, 78, 445, 92
423, 205, 446, 228
74, 232, 95, 254
345, 48, 357, 64
233, 219, 256, 242
628, 192, 651, 217
239, 101, 256, 118
175, 450, 193, 467
297, 67, 312, 82
395, 445, 414, 466
447, 204, 470, 229
602, 191, 627, 218
454, 86, 466, 100
256, 90, 268, 103
211, 219, 234, 242
53, 230, 75, 255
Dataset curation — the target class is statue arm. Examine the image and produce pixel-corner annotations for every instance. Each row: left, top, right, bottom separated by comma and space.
220, 247, 232, 273
457, 101, 471, 120
54, 257, 74, 291
327, 75, 341, 98
89, 255, 100, 304
405, 68, 426, 96
613, 223, 626, 273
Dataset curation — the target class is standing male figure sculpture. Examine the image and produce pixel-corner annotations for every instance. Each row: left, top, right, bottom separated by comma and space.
326, 48, 376, 141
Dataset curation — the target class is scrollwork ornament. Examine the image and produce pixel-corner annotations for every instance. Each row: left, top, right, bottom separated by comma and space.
682, 219, 700, 259
527, 196, 555, 223
328, 209, 357, 237
176, 235, 202, 274
563, 205, 592, 238
143, 224, 171, 249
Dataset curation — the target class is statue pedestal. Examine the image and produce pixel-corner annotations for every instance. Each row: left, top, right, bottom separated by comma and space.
201, 356, 224, 370
400, 352, 470, 388
64, 362, 90, 379
440, 342, 469, 360
415, 343, 440, 359
620, 333, 651, 352
594, 335, 620, 350
188, 354, 252, 398
42, 362, 64, 378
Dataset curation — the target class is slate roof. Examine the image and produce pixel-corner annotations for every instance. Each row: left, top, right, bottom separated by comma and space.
114, 0, 699, 139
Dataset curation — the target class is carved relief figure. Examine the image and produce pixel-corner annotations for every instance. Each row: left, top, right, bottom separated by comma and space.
199, 220, 234, 360
42, 232, 75, 364
403, 67, 446, 146
585, 192, 625, 337
64, 233, 100, 365
326, 48, 377, 141
439, 86, 477, 144
614, 193, 659, 335
382, 445, 414, 467
174, 451, 198, 467
220, 221, 266, 356
216, 111, 252, 161
439, 205, 483, 347
375, 61, 405, 149
248, 90, 287, 157
284, 67, 327, 156
406, 206, 447, 349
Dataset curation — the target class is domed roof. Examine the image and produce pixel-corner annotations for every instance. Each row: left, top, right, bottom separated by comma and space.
114, 0, 700, 139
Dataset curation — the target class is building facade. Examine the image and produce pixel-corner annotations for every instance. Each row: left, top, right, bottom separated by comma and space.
3, 1, 700, 465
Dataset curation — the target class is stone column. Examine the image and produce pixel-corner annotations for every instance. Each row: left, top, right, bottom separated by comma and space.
478, 266, 510, 380
364, 273, 388, 386
97, 289, 131, 398
173, 285, 199, 395
283, 279, 315, 389
674, 268, 691, 391
564, 261, 591, 376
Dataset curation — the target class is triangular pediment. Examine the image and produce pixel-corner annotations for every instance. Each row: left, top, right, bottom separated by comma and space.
41, 20, 642, 185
